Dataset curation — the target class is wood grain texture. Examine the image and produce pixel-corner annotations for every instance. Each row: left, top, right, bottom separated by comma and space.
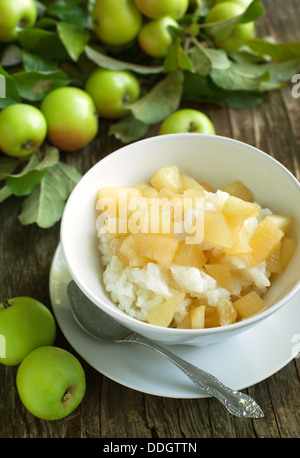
0, 0, 299, 439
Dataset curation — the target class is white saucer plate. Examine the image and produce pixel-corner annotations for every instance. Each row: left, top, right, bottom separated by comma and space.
49, 244, 300, 399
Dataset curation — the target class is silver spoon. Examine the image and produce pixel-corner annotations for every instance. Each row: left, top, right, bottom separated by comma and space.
67, 280, 264, 419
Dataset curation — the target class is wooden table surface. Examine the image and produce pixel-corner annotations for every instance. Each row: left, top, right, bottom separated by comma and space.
0, 0, 299, 439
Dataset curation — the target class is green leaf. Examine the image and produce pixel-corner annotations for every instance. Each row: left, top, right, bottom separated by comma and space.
5, 147, 60, 196
239, 0, 265, 24
188, 39, 231, 75
22, 50, 57, 72
209, 62, 268, 91
18, 161, 81, 228
46, 1, 88, 27
85, 45, 163, 75
0, 45, 23, 67
57, 22, 90, 61
0, 65, 20, 102
0, 185, 13, 203
0, 157, 19, 181
109, 115, 149, 144
182, 72, 263, 108
247, 38, 300, 62
12, 69, 69, 101
163, 40, 193, 73
18, 28, 70, 61
129, 71, 184, 124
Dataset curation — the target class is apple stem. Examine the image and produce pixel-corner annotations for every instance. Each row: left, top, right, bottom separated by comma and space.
2, 299, 11, 309
62, 389, 72, 405
188, 122, 197, 132
21, 141, 36, 151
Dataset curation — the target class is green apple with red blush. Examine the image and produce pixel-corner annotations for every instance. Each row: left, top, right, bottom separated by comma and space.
16, 346, 86, 420
159, 109, 216, 135
0, 104, 47, 158
85, 69, 141, 119
0, 0, 37, 43
41, 87, 98, 152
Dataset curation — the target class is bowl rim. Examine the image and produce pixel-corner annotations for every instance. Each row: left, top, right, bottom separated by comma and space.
61, 133, 300, 336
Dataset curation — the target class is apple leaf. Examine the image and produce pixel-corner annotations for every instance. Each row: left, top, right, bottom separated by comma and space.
57, 22, 90, 62
0, 185, 13, 203
12, 69, 69, 101
0, 157, 19, 181
18, 28, 70, 62
109, 115, 149, 144
18, 161, 81, 228
21, 51, 57, 72
209, 62, 269, 91
5, 147, 60, 196
0, 65, 20, 102
163, 40, 193, 73
129, 71, 184, 124
85, 45, 163, 75
46, 0, 89, 28
247, 39, 300, 62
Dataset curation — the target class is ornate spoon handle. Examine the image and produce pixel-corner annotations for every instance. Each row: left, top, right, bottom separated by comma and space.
122, 332, 264, 419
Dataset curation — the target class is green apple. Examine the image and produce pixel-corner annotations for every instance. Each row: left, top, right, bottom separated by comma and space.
159, 109, 216, 135
134, 0, 189, 19
91, 0, 142, 46
85, 69, 141, 119
0, 0, 37, 43
40, 87, 98, 152
215, 0, 252, 7
204, 2, 255, 52
0, 104, 47, 158
0, 297, 56, 366
138, 17, 179, 58
16, 346, 86, 420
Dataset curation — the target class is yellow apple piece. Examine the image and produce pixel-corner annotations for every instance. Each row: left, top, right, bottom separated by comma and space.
265, 214, 293, 234
134, 182, 159, 198
96, 187, 142, 217
266, 241, 283, 274
280, 237, 297, 269
146, 293, 186, 327
204, 306, 220, 328
248, 217, 284, 267
118, 234, 149, 266
234, 291, 266, 319
204, 210, 234, 248
221, 180, 254, 202
190, 305, 206, 329
177, 313, 191, 329
216, 299, 237, 326
150, 165, 182, 192
205, 264, 235, 293
222, 195, 260, 233
180, 172, 205, 192
225, 226, 252, 256
173, 242, 206, 269
122, 233, 179, 265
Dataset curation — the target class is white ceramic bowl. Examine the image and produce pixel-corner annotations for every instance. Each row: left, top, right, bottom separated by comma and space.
60, 134, 300, 346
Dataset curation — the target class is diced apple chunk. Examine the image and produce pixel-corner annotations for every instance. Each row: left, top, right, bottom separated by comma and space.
150, 165, 182, 193
221, 180, 254, 202
265, 214, 293, 234
146, 293, 185, 327
216, 299, 237, 326
134, 182, 159, 198
121, 233, 179, 266
205, 264, 235, 293
204, 306, 220, 328
234, 291, 266, 319
280, 237, 297, 269
96, 187, 142, 217
204, 210, 234, 248
177, 313, 191, 329
118, 235, 149, 266
248, 217, 284, 267
180, 172, 206, 192
225, 226, 252, 256
173, 242, 206, 269
222, 195, 260, 233
190, 305, 206, 329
